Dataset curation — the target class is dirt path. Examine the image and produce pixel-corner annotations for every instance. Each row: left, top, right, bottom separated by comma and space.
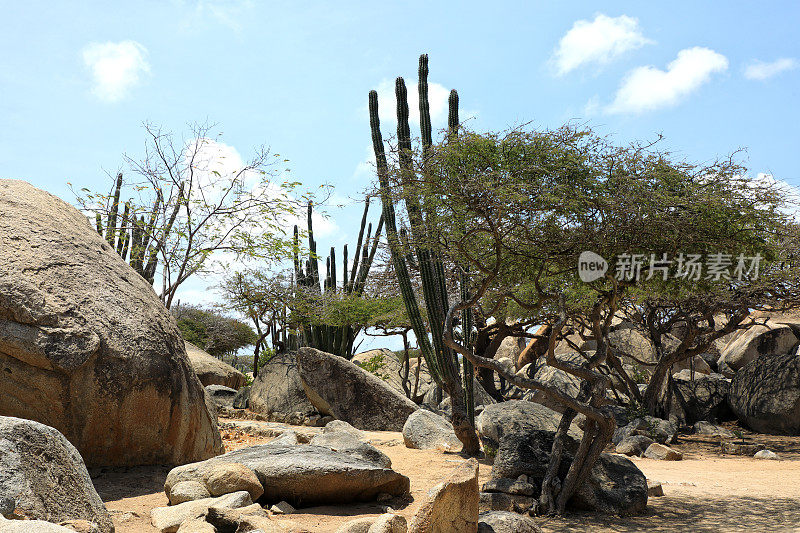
94, 422, 800, 533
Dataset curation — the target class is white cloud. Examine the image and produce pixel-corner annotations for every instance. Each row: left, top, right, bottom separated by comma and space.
352, 144, 377, 182
606, 47, 728, 115
551, 14, 652, 76
743, 58, 797, 81
82, 41, 150, 102
178, 0, 254, 33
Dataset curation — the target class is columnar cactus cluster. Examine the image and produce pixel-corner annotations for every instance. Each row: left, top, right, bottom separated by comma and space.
291, 199, 383, 358
94, 172, 173, 284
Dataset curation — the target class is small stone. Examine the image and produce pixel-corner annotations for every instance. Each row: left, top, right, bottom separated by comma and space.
508, 481, 535, 496
478, 511, 542, 533
175, 517, 216, 533
693, 421, 734, 438
647, 481, 664, 497
754, 449, 779, 460
643, 443, 683, 461
270, 500, 295, 515
376, 493, 393, 503
151, 491, 253, 533
516, 474, 528, 484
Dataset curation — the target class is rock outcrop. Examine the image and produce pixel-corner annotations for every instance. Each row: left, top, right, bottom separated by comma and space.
185, 342, 246, 390
729, 352, 800, 435
352, 348, 432, 402
248, 351, 317, 420
0, 180, 222, 466
402, 409, 462, 452
475, 401, 581, 451
297, 348, 419, 431
670, 370, 731, 424
569, 453, 648, 515
0, 416, 112, 532
717, 324, 799, 372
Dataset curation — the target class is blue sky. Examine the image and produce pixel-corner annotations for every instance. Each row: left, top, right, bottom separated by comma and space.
2, 1, 799, 329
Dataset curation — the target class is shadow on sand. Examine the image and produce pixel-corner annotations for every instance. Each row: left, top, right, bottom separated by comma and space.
90, 465, 172, 501
540, 495, 800, 532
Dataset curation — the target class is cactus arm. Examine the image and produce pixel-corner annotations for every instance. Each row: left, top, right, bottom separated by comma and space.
342, 244, 349, 292
116, 201, 131, 255
353, 214, 384, 295
348, 199, 371, 291
144, 181, 183, 283
105, 173, 123, 247
369, 88, 442, 382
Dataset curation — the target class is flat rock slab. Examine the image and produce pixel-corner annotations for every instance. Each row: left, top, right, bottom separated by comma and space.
218, 420, 320, 442
166, 444, 410, 507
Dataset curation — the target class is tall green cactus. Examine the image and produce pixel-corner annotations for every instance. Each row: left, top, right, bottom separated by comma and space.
291, 200, 383, 358
369, 54, 480, 453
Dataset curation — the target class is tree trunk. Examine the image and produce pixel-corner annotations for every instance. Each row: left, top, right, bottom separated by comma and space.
443, 374, 481, 455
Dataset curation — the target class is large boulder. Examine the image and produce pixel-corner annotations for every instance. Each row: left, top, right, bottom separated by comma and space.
185, 342, 246, 390
729, 352, 800, 435
248, 351, 317, 419
569, 453, 648, 515
718, 324, 799, 372
165, 444, 410, 507
402, 409, 462, 452
0, 416, 112, 532
352, 349, 432, 401
670, 370, 731, 424
489, 429, 647, 516
520, 352, 584, 413
491, 430, 576, 482
205, 385, 238, 409
296, 347, 419, 431
475, 401, 581, 451
0, 180, 221, 466
408, 459, 479, 533
607, 326, 657, 365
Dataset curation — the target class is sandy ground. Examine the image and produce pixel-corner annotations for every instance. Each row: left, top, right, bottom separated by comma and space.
93, 419, 800, 533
